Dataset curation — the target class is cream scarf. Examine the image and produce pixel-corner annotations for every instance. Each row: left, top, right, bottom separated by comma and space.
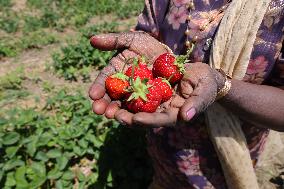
206, 0, 271, 188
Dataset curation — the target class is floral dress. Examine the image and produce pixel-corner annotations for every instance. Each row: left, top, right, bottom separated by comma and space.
136, 0, 284, 188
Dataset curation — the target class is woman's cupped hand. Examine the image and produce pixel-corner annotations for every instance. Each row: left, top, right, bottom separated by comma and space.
89, 31, 225, 128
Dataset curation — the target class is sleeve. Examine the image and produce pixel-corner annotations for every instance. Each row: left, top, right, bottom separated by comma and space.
135, 0, 170, 39
267, 50, 284, 90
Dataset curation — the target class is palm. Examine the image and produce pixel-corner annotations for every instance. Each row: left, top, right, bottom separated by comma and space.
89, 31, 169, 121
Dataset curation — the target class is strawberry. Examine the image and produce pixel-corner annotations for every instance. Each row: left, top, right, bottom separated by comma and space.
148, 78, 173, 103
105, 73, 130, 100
123, 77, 162, 113
152, 53, 186, 84
125, 57, 153, 81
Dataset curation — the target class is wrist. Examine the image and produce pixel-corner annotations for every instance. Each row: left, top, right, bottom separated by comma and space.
214, 69, 232, 100
214, 69, 226, 92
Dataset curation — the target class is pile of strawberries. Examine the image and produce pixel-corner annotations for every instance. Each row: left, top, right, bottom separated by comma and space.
105, 52, 186, 113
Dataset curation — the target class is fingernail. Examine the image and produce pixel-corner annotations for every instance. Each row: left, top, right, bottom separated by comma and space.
90, 36, 97, 46
186, 108, 196, 120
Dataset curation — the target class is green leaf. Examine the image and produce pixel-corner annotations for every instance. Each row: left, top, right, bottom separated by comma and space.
30, 162, 46, 177
78, 139, 88, 149
5, 146, 19, 158
62, 179, 72, 188
78, 182, 86, 189
3, 159, 25, 171
46, 149, 62, 158
0, 170, 3, 182
55, 179, 63, 189
91, 137, 103, 148
73, 146, 82, 156
77, 171, 86, 182
107, 171, 113, 183
56, 155, 69, 170
26, 136, 39, 157
35, 151, 49, 162
62, 170, 74, 180
3, 132, 20, 145
28, 176, 46, 189
5, 172, 16, 187
47, 167, 63, 180
15, 166, 29, 188
37, 132, 52, 146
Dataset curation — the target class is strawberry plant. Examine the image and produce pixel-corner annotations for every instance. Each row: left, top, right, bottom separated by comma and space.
0, 68, 30, 108
0, 11, 19, 33
20, 30, 58, 49
0, 37, 19, 57
0, 0, 11, 11
0, 30, 58, 58
53, 37, 114, 81
26, 0, 143, 29
0, 90, 153, 189
53, 23, 119, 81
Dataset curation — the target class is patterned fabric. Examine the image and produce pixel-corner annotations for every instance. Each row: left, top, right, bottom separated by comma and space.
136, 0, 284, 188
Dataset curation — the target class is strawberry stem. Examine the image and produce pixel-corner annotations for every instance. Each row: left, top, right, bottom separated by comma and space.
167, 73, 175, 83
186, 43, 195, 58
121, 58, 131, 73
129, 57, 138, 86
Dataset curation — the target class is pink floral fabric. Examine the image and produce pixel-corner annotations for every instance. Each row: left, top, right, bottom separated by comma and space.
136, 0, 284, 188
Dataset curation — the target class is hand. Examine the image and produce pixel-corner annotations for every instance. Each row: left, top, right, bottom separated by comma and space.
89, 31, 168, 120
178, 62, 225, 121
131, 62, 226, 127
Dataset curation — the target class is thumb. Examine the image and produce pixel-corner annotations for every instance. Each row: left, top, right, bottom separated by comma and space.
90, 32, 135, 51
179, 96, 206, 121
179, 82, 217, 122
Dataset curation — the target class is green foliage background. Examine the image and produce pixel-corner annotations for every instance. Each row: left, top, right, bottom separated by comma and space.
0, 0, 154, 188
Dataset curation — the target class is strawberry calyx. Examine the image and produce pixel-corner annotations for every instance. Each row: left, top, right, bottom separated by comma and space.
174, 55, 187, 73
131, 57, 140, 68
111, 73, 129, 81
139, 55, 149, 65
173, 43, 195, 73
127, 77, 151, 102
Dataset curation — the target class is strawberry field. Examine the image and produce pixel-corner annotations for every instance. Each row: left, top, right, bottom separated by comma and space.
0, 0, 153, 188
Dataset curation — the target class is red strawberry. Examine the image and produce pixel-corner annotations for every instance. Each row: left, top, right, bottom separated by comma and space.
105, 73, 130, 100
125, 57, 153, 81
152, 53, 186, 84
123, 77, 162, 113
148, 78, 173, 103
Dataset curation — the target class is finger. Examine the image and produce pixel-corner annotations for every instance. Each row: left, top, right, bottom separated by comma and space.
105, 102, 121, 119
179, 79, 194, 99
89, 49, 137, 100
92, 98, 110, 115
170, 95, 186, 108
114, 109, 134, 126
133, 108, 179, 128
89, 64, 116, 100
180, 83, 216, 121
90, 32, 135, 51
111, 50, 138, 72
